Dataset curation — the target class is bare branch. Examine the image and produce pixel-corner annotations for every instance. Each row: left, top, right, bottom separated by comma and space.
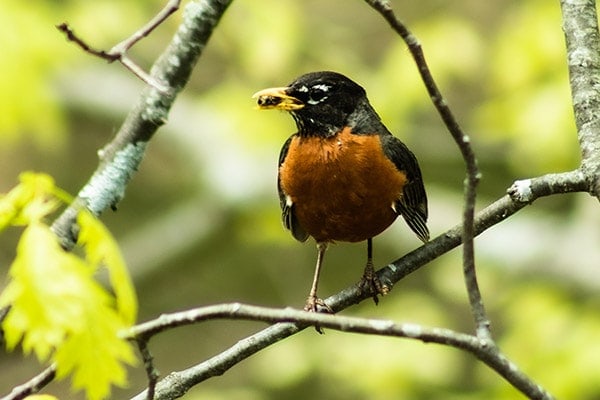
135, 338, 160, 400
55, 23, 165, 92
126, 170, 586, 400
120, 55, 170, 93
109, 0, 181, 55
55, 23, 120, 61
363, 0, 489, 339
56, 0, 181, 92
0, 365, 56, 400
127, 303, 553, 400
51, 0, 233, 250
560, 0, 600, 199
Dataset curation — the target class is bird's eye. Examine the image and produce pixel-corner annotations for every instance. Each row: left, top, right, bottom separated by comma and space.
307, 84, 330, 105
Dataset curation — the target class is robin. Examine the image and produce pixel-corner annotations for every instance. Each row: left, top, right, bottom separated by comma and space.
253, 71, 429, 312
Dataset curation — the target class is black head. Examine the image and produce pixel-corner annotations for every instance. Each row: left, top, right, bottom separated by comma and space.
254, 71, 381, 137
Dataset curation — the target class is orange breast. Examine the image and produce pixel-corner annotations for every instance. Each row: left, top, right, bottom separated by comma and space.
279, 127, 407, 243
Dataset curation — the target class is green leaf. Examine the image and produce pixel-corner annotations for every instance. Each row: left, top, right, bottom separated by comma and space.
0, 223, 91, 360
0, 173, 138, 400
53, 285, 136, 400
1, 221, 137, 399
0, 172, 60, 231
77, 210, 138, 325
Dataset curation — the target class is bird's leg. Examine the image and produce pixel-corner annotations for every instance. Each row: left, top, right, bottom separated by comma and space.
304, 242, 332, 313
359, 238, 389, 305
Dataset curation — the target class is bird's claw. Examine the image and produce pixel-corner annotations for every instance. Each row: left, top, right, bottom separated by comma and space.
304, 296, 333, 314
304, 295, 333, 334
359, 267, 389, 306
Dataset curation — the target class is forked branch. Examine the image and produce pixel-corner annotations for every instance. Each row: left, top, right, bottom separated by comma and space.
56, 0, 181, 92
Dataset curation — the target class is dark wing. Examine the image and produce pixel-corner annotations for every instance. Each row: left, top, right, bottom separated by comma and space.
278, 135, 309, 242
380, 134, 429, 242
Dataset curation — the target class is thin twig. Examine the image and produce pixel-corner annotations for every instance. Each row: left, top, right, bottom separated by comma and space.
56, 0, 181, 92
135, 337, 160, 400
0, 364, 57, 400
120, 56, 167, 91
55, 23, 119, 61
363, 0, 489, 339
110, 0, 181, 55
56, 23, 166, 92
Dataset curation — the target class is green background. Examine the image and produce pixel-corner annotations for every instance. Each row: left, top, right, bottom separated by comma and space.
1, 0, 599, 399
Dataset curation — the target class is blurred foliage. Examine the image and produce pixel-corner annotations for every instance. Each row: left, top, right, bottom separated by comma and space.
471, 0, 578, 174
0, 0, 153, 151
0, 1, 68, 148
1, 0, 599, 400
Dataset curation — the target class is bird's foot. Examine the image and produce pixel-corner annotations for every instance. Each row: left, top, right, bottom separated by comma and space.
303, 295, 333, 313
359, 262, 389, 306
304, 295, 333, 334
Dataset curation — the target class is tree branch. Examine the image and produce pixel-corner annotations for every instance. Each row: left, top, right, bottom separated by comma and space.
135, 338, 160, 400
56, 0, 182, 92
127, 303, 553, 400
560, 0, 600, 200
109, 0, 181, 55
51, 0, 233, 250
127, 170, 586, 400
0, 364, 56, 400
363, 0, 490, 339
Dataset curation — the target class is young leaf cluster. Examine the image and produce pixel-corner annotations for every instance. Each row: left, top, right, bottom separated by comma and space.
0, 173, 137, 400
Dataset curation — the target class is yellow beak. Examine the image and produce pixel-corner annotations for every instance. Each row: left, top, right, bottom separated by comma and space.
252, 87, 305, 111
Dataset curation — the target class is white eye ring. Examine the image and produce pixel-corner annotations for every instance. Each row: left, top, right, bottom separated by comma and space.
307, 84, 330, 105
312, 84, 330, 92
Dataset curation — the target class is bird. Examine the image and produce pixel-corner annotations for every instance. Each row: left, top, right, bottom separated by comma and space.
253, 71, 429, 312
